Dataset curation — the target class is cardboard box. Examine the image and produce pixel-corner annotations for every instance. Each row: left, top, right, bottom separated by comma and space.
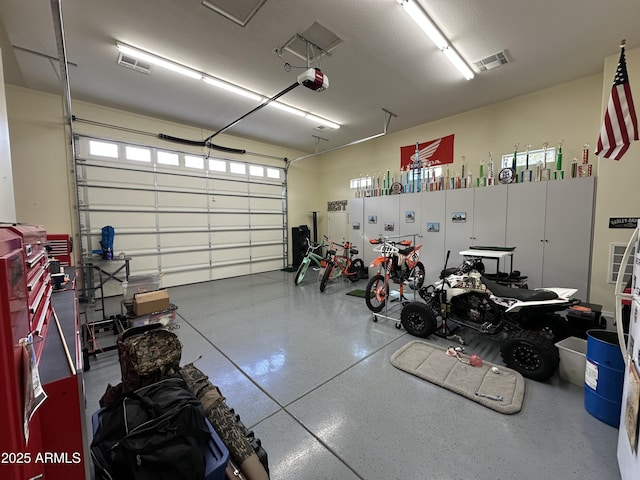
133, 289, 170, 316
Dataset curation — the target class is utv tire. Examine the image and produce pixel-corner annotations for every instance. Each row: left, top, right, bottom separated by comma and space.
320, 263, 334, 292
294, 260, 309, 285
409, 262, 426, 290
500, 329, 559, 381
400, 302, 438, 338
348, 258, 365, 282
365, 274, 388, 312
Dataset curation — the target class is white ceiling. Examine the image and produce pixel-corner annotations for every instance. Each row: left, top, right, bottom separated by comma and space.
1, 0, 639, 154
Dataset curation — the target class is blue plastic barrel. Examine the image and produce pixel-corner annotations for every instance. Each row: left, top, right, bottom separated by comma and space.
584, 329, 626, 428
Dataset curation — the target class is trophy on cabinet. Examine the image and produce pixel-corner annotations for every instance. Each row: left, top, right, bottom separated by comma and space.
540, 142, 551, 181
520, 144, 534, 183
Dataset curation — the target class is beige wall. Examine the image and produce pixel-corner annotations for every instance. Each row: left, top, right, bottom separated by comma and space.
310, 73, 603, 208
591, 47, 640, 311
6, 47, 639, 310
7, 87, 70, 230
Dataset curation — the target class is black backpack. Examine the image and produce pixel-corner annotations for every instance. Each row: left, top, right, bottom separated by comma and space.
91, 376, 211, 480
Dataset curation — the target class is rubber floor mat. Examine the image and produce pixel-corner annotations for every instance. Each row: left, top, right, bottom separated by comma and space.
390, 340, 526, 414
346, 289, 367, 298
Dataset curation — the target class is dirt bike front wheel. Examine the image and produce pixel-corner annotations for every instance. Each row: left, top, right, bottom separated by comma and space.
365, 274, 388, 312
408, 262, 426, 290
320, 263, 334, 292
347, 258, 365, 282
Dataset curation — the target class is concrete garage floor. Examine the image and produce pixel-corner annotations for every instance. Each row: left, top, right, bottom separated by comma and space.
82, 270, 621, 480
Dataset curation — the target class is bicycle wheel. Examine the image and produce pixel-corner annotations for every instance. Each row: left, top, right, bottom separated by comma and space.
347, 258, 365, 282
294, 259, 310, 285
320, 262, 334, 292
365, 274, 388, 312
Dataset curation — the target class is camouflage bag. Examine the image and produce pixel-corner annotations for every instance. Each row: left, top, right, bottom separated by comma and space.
181, 364, 269, 479
118, 323, 182, 392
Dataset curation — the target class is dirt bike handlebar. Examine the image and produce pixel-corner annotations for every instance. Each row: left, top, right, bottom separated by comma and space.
369, 238, 412, 246
323, 235, 353, 251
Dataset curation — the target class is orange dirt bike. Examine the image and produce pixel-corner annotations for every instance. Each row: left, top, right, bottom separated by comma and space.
319, 237, 365, 292
365, 237, 425, 312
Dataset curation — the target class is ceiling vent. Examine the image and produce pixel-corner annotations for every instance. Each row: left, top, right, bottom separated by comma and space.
281, 22, 342, 63
201, 0, 267, 27
473, 50, 509, 72
117, 52, 151, 74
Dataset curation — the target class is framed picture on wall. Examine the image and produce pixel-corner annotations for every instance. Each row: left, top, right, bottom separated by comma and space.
426, 222, 440, 232
353, 222, 361, 230
405, 211, 415, 223
452, 212, 466, 223
384, 222, 395, 231
368, 215, 377, 224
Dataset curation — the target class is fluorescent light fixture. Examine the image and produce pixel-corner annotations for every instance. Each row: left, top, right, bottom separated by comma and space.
268, 101, 306, 117
397, 0, 474, 80
115, 42, 341, 128
202, 76, 262, 101
398, 0, 447, 49
116, 43, 201, 79
442, 47, 474, 80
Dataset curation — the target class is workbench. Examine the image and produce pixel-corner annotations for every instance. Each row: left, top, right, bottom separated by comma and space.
459, 248, 515, 275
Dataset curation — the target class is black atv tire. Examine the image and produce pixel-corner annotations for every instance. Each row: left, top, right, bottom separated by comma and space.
365, 274, 388, 312
524, 312, 570, 343
500, 329, 559, 381
400, 302, 438, 338
408, 262, 426, 290
347, 258, 365, 282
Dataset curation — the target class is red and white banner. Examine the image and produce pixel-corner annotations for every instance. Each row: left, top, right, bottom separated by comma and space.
400, 133, 455, 170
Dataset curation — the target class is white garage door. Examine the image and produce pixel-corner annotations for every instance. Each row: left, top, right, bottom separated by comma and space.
75, 135, 286, 297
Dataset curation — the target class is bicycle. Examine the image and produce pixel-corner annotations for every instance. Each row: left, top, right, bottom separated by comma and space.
319, 238, 365, 292
365, 236, 425, 313
294, 238, 328, 285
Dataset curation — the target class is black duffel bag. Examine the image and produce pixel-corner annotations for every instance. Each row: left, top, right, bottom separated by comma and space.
91, 376, 211, 480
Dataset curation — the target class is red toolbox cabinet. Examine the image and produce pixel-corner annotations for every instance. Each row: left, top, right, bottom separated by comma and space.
0, 228, 46, 480
6, 224, 51, 343
0, 225, 89, 479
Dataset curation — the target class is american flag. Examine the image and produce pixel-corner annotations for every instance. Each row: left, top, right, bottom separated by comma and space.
596, 45, 638, 160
